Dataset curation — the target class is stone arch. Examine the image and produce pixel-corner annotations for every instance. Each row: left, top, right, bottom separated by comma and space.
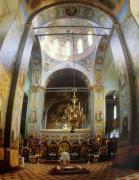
44, 62, 93, 87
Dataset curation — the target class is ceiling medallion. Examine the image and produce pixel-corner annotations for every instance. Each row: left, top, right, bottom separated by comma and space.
96, 57, 103, 64
65, 6, 78, 16
99, 44, 107, 51
83, 8, 94, 19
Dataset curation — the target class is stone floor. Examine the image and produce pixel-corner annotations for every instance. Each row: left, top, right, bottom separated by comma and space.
0, 162, 139, 180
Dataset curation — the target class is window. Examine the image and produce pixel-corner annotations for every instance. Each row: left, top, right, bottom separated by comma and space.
65, 41, 71, 56
87, 30, 93, 46
114, 105, 117, 119
77, 39, 83, 54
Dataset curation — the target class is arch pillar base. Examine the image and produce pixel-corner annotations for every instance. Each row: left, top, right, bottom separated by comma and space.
4, 148, 19, 168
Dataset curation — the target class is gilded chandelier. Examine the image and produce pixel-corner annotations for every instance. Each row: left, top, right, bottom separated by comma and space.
63, 88, 86, 132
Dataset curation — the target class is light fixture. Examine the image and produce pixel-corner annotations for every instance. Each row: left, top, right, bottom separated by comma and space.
62, 34, 86, 133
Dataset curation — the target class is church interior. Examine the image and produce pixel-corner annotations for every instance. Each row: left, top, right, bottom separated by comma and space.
1, 0, 139, 179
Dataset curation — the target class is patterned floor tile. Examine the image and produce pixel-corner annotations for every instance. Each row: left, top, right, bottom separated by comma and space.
0, 162, 139, 180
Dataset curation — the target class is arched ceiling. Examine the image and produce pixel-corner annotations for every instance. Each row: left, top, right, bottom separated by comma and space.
29, 2, 120, 87
46, 68, 89, 88
32, 4, 112, 64
25, 0, 125, 17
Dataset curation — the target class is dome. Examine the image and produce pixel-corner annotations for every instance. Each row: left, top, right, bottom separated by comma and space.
38, 18, 96, 61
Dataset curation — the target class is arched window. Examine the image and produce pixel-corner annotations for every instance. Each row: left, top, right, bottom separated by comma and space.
54, 39, 59, 54
66, 41, 71, 56
114, 105, 117, 120
88, 30, 93, 46
77, 39, 83, 54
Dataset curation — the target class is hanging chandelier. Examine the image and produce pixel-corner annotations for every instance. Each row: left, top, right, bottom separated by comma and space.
63, 88, 86, 132
62, 33, 86, 132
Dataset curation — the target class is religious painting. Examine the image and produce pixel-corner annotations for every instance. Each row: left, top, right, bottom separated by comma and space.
83, 8, 94, 19
94, 86, 105, 136
95, 108, 103, 121
11, 109, 21, 142
47, 102, 68, 129
27, 88, 45, 136
119, 66, 127, 88
29, 109, 37, 124
65, 6, 78, 16
95, 70, 103, 85
121, 115, 128, 140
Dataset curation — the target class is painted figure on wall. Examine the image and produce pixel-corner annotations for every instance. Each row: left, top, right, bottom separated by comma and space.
12, 109, 21, 141
29, 109, 37, 124
119, 67, 127, 87
121, 116, 128, 139
95, 108, 103, 121
95, 70, 102, 85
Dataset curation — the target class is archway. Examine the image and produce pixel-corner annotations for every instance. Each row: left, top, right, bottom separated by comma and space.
43, 68, 90, 130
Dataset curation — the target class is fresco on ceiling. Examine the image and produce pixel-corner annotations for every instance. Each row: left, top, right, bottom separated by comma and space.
98, 0, 125, 12
26, 0, 125, 14
65, 6, 78, 16
32, 4, 112, 28
0, 64, 11, 149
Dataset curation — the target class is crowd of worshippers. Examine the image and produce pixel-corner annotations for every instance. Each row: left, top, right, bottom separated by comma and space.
19, 135, 118, 163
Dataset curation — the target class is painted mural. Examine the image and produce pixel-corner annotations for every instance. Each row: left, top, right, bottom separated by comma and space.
27, 87, 45, 136
25, 0, 125, 15
94, 86, 105, 136
110, 30, 131, 142
0, 64, 11, 148
93, 36, 107, 136
117, 44, 130, 139
10, 33, 33, 149
10, 69, 26, 149
27, 88, 39, 136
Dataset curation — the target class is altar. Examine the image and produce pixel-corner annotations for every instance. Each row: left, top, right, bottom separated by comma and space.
40, 128, 90, 144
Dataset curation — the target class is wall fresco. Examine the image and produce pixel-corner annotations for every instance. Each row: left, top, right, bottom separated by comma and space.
27, 88, 39, 136
27, 87, 45, 136
0, 64, 11, 148
110, 30, 131, 141
10, 33, 33, 149
94, 86, 105, 136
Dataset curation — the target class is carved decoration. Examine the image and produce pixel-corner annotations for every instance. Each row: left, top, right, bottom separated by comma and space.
65, 6, 78, 16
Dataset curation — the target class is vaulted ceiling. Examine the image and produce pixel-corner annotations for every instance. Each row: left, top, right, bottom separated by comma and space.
29, 1, 122, 89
